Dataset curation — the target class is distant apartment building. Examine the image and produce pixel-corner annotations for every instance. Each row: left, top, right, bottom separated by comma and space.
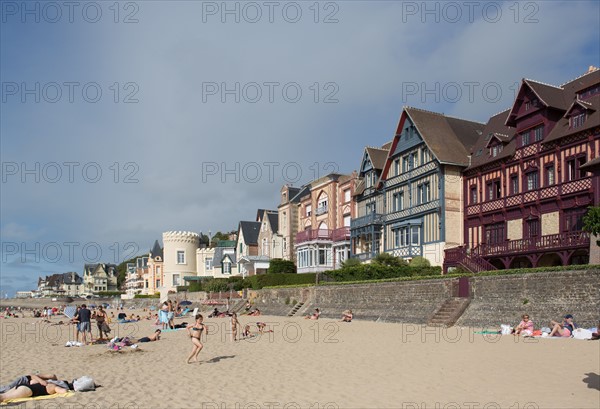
295, 173, 357, 273
278, 185, 303, 262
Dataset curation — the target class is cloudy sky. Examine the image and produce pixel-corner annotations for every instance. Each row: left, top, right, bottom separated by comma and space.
1, 0, 599, 296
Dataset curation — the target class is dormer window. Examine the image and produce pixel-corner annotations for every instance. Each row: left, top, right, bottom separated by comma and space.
491, 145, 503, 157
571, 113, 586, 129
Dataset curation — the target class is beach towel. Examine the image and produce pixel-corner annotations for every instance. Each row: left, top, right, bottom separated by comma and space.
0, 392, 75, 405
474, 330, 501, 334
572, 328, 593, 340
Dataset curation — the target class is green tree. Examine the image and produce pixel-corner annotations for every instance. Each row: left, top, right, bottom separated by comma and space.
341, 258, 361, 268
409, 256, 431, 268
372, 252, 408, 267
583, 206, 600, 245
268, 258, 297, 274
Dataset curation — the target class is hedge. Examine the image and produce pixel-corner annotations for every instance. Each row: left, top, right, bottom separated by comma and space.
245, 273, 317, 289
267, 259, 297, 274
134, 294, 160, 298
320, 264, 441, 282
96, 291, 125, 297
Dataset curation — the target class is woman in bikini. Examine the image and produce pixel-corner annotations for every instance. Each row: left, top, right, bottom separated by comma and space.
0, 374, 71, 402
230, 313, 239, 342
186, 314, 206, 364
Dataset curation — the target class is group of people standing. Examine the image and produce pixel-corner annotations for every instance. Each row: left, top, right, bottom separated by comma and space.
71, 305, 111, 344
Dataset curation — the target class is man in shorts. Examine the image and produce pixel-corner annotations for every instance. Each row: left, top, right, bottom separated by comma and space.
75, 304, 93, 344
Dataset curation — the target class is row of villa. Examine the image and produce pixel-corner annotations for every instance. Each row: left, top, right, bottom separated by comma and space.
120, 66, 600, 296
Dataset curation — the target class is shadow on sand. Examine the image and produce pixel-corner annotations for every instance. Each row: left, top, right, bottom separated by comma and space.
583, 373, 600, 391
206, 355, 236, 364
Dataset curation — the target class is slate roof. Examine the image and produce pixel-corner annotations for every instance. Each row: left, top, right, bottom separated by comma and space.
365, 147, 388, 170
239, 221, 261, 245
150, 240, 163, 259
266, 211, 279, 233
214, 247, 237, 267
467, 109, 516, 170
404, 107, 484, 166
543, 94, 600, 143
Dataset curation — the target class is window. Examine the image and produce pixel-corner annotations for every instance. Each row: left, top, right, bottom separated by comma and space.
526, 171, 539, 191
421, 147, 431, 164
282, 212, 287, 228
392, 192, 402, 211
343, 214, 351, 227
344, 190, 350, 203
394, 229, 400, 247
367, 202, 376, 214
525, 101, 530, 110
571, 113, 586, 128
564, 208, 586, 231
491, 145, 503, 157
402, 156, 408, 173
545, 164, 555, 186
394, 159, 400, 176
306, 205, 312, 217
418, 182, 430, 204
411, 226, 420, 246
521, 132, 530, 147
486, 180, 501, 200
526, 218, 540, 238
510, 174, 519, 195
484, 223, 505, 245
283, 238, 287, 250
176, 251, 185, 264
534, 125, 544, 142
205, 257, 213, 271
317, 195, 328, 214
470, 186, 477, 204
566, 156, 587, 181
173, 274, 181, 286
410, 152, 418, 169
223, 261, 231, 274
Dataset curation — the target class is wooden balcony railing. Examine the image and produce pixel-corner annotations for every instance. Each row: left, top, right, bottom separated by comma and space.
444, 246, 496, 273
350, 213, 383, 229
472, 231, 590, 257
466, 177, 592, 216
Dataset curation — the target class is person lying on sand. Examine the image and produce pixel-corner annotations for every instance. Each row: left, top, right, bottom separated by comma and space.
247, 309, 261, 317
0, 374, 97, 402
138, 329, 161, 343
341, 310, 353, 322
591, 320, 600, 340
305, 308, 320, 320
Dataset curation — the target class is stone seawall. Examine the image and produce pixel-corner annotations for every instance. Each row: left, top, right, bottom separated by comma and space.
456, 269, 600, 328
250, 269, 600, 327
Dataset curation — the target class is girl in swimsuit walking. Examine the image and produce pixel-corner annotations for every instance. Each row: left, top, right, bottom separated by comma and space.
186, 314, 206, 364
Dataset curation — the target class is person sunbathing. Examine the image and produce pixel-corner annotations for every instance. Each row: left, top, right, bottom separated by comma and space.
513, 314, 534, 336
0, 374, 95, 402
548, 314, 576, 337
305, 308, 320, 320
138, 329, 161, 343
591, 320, 600, 341
248, 309, 261, 317
341, 310, 353, 322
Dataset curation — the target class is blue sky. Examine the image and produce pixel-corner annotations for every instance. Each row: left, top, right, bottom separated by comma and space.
1, 0, 599, 296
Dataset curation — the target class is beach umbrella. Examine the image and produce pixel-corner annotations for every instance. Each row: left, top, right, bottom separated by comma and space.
180, 301, 192, 306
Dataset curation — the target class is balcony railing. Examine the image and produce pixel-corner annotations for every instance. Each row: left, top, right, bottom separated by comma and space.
472, 231, 590, 257
466, 177, 592, 216
331, 227, 351, 242
351, 213, 384, 229
296, 229, 333, 244
315, 205, 328, 216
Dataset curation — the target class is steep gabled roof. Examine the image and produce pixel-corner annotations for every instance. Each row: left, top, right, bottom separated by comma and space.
365, 147, 388, 170
544, 95, 600, 144
524, 79, 567, 110
467, 109, 516, 170
238, 221, 261, 245
267, 211, 279, 234
214, 247, 237, 267
403, 107, 484, 166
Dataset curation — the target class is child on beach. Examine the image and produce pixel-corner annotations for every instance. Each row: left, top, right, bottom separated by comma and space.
186, 314, 206, 364
243, 324, 251, 338
230, 313, 239, 342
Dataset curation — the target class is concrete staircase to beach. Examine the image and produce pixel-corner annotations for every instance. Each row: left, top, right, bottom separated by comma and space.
428, 297, 471, 327
287, 301, 305, 317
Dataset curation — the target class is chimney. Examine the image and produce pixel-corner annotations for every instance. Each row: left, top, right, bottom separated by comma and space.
589, 65, 599, 73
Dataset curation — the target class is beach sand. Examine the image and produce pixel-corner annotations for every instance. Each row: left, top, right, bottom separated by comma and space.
1, 312, 598, 409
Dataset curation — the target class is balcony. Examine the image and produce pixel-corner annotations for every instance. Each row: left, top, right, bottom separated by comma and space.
331, 226, 351, 242
467, 177, 592, 216
296, 229, 333, 244
351, 213, 384, 230
473, 231, 590, 257
315, 205, 328, 216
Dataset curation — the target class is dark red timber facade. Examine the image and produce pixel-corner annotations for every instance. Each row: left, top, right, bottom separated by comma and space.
444, 67, 600, 273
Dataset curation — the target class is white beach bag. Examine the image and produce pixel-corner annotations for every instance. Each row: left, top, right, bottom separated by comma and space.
500, 324, 513, 335
572, 328, 593, 340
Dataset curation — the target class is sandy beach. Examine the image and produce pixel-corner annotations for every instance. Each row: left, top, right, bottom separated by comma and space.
1, 311, 599, 409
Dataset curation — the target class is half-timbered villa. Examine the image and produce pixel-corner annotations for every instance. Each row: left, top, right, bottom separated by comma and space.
445, 66, 600, 272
